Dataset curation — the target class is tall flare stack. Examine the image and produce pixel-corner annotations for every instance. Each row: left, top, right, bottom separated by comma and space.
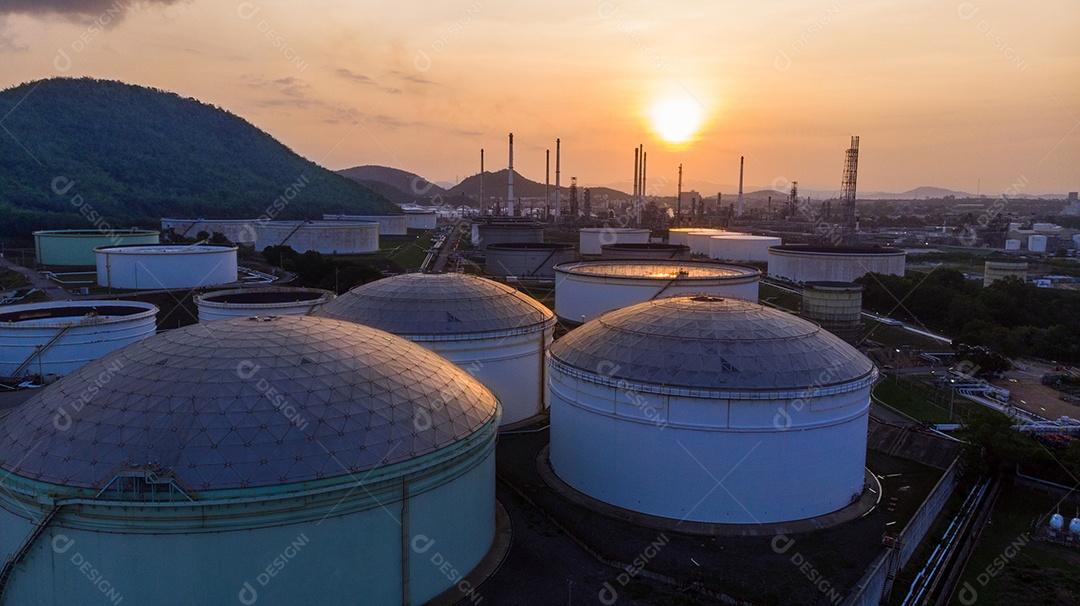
736, 156, 744, 218
508, 133, 514, 207
555, 138, 562, 219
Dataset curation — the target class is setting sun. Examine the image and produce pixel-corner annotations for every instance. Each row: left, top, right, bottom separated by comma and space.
648, 97, 706, 145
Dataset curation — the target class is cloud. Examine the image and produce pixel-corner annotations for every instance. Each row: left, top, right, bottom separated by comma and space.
335, 68, 376, 84
0, 0, 183, 19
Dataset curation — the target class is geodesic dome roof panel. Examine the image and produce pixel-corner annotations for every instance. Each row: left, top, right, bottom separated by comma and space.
0, 316, 498, 493
551, 296, 874, 392
315, 273, 554, 337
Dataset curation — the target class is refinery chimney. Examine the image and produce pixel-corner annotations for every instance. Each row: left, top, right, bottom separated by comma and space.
736, 156, 744, 217
555, 138, 561, 219
508, 133, 514, 206
480, 148, 484, 216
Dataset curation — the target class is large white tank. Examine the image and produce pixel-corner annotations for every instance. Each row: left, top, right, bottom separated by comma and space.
0, 316, 500, 606
685, 229, 730, 255
254, 220, 379, 254
404, 210, 437, 230
33, 229, 160, 267
709, 235, 782, 262
195, 287, 336, 322
475, 222, 544, 251
983, 261, 1028, 287
486, 243, 575, 278
0, 300, 158, 379
1028, 234, 1048, 253
553, 260, 760, 323
1004, 239, 1022, 251
96, 244, 238, 290
578, 228, 650, 255
768, 245, 906, 283
316, 273, 555, 425
323, 214, 408, 235
160, 218, 259, 245
549, 296, 877, 524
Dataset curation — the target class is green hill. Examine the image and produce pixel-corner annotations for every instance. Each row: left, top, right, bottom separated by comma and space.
0, 77, 397, 239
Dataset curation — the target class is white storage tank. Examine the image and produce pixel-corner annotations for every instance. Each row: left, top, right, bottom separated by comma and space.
1028, 234, 1048, 253
404, 210, 438, 230
486, 243, 575, 278
600, 243, 691, 260
475, 222, 544, 251
685, 229, 730, 255
983, 261, 1028, 288
33, 229, 160, 267
549, 296, 877, 524
0, 300, 157, 379
323, 214, 408, 235
578, 228, 650, 256
316, 273, 555, 425
195, 287, 336, 322
160, 218, 259, 245
96, 244, 238, 290
801, 281, 864, 344
0, 316, 500, 606
554, 260, 760, 323
768, 245, 906, 283
1004, 239, 1022, 251
709, 234, 782, 262
254, 220, 379, 254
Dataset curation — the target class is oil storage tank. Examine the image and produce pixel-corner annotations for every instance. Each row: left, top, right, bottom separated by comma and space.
403, 209, 438, 230
768, 245, 906, 283
316, 273, 555, 425
685, 229, 730, 255
548, 296, 876, 524
160, 219, 259, 245
554, 260, 760, 323
0, 315, 500, 606
709, 234, 782, 262
254, 220, 379, 254
323, 214, 408, 235
983, 260, 1028, 287
33, 229, 160, 267
486, 243, 574, 278
475, 221, 544, 251
801, 282, 863, 344
600, 243, 690, 260
195, 287, 336, 322
0, 300, 158, 379
96, 244, 238, 290
578, 228, 650, 256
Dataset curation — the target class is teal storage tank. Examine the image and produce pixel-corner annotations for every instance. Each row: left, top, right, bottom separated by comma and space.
33, 229, 160, 267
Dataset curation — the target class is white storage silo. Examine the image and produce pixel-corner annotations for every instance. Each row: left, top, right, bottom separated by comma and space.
96, 244, 238, 290
0, 316, 500, 606
195, 287, 336, 321
1004, 239, 1022, 251
1028, 235, 1048, 253
685, 229, 729, 255
404, 210, 438, 230
316, 273, 555, 425
549, 296, 877, 524
983, 261, 1028, 287
254, 221, 379, 254
709, 235, 782, 262
486, 243, 575, 278
553, 260, 760, 323
0, 300, 158, 379
767, 245, 906, 283
578, 228, 650, 256
323, 214, 408, 235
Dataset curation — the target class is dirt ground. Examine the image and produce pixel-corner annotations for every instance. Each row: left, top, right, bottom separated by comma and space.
993, 359, 1080, 421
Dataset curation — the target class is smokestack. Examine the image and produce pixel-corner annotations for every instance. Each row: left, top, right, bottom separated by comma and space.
480, 148, 484, 216
633, 148, 639, 199
736, 156, 744, 217
545, 149, 550, 222
508, 133, 514, 206
555, 138, 561, 219
676, 163, 683, 226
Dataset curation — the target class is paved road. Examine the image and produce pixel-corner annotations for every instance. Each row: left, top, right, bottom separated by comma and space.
0, 256, 72, 301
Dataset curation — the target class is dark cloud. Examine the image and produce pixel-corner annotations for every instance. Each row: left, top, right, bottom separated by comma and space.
335, 68, 376, 84
0, 0, 184, 21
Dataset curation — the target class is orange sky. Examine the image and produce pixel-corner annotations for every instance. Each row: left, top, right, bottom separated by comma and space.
1, 0, 1077, 195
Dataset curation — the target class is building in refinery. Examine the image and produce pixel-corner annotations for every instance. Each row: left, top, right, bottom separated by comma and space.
486, 243, 575, 279
323, 214, 408, 235
767, 245, 906, 283
96, 244, 238, 290
578, 228, 650, 256
709, 234, 782, 263
475, 221, 544, 251
0, 300, 158, 379
33, 229, 160, 267
1028, 234, 1048, 253
548, 296, 876, 524
316, 273, 555, 425
600, 243, 691, 261
553, 260, 760, 323
195, 287, 336, 322
403, 209, 438, 230
0, 316, 499, 606
160, 218, 259, 245
254, 220, 379, 255
800, 282, 864, 344
983, 260, 1028, 287
1004, 239, 1022, 251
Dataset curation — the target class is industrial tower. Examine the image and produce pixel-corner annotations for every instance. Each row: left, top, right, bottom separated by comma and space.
840, 136, 859, 244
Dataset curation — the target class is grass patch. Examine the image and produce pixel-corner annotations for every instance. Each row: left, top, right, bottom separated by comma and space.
874, 377, 957, 424
758, 283, 801, 311
862, 319, 950, 350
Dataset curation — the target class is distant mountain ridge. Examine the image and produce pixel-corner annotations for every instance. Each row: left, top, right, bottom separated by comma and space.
0, 78, 397, 238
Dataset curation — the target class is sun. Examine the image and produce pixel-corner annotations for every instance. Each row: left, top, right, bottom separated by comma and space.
648, 97, 706, 145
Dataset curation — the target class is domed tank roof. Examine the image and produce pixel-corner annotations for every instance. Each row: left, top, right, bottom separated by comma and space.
316, 273, 554, 337
0, 316, 498, 493
551, 296, 875, 393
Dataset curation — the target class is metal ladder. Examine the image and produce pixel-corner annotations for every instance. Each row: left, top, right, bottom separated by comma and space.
0, 504, 60, 598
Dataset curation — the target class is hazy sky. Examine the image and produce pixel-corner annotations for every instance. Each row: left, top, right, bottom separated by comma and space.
1, 0, 1077, 195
